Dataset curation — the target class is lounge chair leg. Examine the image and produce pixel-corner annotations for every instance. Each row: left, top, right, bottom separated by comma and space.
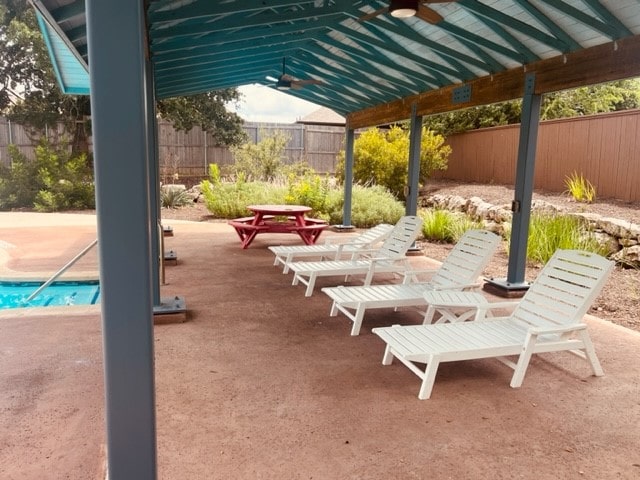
418, 356, 440, 400
282, 254, 294, 274
305, 274, 317, 297
423, 305, 437, 324
382, 345, 395, 365
579, 330, 604, 376
350, 307, 366, 336
510, 332, 537, 388
292, 274, 300, 286
329, 301, 339, 317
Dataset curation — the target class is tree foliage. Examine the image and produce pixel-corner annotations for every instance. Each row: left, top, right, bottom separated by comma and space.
2, 3, 245, 155
229, 130, 290, 181
426, 79, 640, 135
1, 1, 92, 154
336, 125, 450, 198
156, 91, 246, 146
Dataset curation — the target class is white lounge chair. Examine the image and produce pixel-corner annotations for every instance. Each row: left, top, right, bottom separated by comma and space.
288, 215, 423, 297
268, 223, 394, 273
322, 229, 500, 335
373, 249, 614, 399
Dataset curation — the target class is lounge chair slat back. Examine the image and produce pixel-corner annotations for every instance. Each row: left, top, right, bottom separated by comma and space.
428, 230, 501, 288
376, 216, 423, 259
268, 223, 394, 273
288, 216, 423, 296
510, 250, 614, 330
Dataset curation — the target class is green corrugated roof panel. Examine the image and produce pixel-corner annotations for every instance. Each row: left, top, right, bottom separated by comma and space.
36, 11, 90, 95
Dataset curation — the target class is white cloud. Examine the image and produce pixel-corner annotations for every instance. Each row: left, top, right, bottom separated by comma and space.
227, 84, 321, 124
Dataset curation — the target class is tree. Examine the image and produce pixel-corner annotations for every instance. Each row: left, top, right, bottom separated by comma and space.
157, 91, 246, 146
425, 79, 640, 135
542, 79, 640, 119
2, 1, 92, 154
2, 3, 245, 156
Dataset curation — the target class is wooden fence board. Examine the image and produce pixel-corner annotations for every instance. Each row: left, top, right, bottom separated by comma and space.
435, 109, 640, 202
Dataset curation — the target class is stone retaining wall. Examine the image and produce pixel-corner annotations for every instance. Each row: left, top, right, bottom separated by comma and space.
421, 194, 640, 267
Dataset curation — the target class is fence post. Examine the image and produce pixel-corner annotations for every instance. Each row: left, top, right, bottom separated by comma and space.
203, 129, 208, 175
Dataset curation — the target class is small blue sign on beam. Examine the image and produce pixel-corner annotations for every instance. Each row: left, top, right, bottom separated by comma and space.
452, 84, 472, 104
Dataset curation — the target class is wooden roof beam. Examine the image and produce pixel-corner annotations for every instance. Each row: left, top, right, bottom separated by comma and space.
347, 35, 640, 129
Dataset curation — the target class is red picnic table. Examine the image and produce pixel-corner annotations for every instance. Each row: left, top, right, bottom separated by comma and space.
228, 204, 329, 249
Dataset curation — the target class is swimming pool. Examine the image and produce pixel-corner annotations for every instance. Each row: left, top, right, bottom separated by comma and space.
0, 281, 101, 309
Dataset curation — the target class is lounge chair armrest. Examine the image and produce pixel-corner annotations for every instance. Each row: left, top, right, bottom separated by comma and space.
481, 300, 521, 310
401, 268, 438, 283
529, 323, 587, 335
431, 282, 482, 291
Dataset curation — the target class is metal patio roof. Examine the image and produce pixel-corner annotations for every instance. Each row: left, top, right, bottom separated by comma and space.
32, 1, 640, 126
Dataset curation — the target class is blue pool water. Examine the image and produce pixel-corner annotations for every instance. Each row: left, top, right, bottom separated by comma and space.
0, 281, 101, 309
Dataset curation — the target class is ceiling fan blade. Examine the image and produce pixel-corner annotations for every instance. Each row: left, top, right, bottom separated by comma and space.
265, 75, 279, 83
280, 73, 294, 82
358, 7, 388, 22
416, 4, 444, 24
293, 79, 323, 86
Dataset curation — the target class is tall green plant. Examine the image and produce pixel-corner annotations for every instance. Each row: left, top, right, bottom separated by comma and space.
525, 213, 606, 264
420, 209, 482, 243
336, 125, 450, 198
564, 171, 596, 203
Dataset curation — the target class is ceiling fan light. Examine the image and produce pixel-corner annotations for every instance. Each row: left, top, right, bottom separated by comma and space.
389, 0, 418, 18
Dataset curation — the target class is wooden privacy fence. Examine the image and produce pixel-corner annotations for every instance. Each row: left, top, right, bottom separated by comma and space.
434, 109, 640, 202
158, 121, 345, 184
2, 110, 639, 201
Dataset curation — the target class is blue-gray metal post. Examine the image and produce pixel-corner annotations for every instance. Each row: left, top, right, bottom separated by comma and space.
146, 59, 161, 306
86, 0, 157, 478
507, 73, 542, 286
342, 126, 355, 228
406, 103, 423, 216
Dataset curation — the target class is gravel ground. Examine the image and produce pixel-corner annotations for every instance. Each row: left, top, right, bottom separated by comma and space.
162, 180, 640, 332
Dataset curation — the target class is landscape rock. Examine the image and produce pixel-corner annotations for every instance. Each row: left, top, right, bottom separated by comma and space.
420, 191, 640, 266
611, 245, 640, 268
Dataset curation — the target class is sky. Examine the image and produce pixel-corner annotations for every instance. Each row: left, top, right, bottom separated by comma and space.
227, 84, 322, 124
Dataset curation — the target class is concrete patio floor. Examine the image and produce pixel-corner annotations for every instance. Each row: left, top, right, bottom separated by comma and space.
1, 213, 639, 479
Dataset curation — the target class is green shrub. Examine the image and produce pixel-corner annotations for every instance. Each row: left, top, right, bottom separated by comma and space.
0, 141, 95, 212
0, 146, 39, 209
230, 130, 289, 181
324, 184, 405, 227
420, 209, 483, 242
161, 187, 193, 208
564, 171, 596, 203
284, 173, 328, 215
200, 165, 404, 226
200, 166, 287, 218
525, 212, 607, 264
336, 125, 450, 198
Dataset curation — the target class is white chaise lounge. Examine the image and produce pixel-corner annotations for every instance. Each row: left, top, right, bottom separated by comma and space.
268, 223, 394, 273
322, 229, 500, 335
287, 215, 423, 297
373, 250, 614, 399
373, 249, 614, 399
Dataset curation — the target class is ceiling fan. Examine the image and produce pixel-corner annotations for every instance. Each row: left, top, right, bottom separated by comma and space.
358, 0, 456, 24
265, 58, 323, 91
